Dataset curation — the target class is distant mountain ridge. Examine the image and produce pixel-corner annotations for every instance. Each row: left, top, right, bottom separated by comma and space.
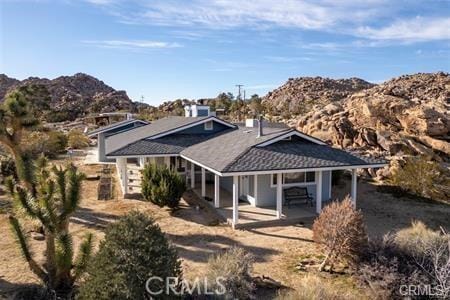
0, 73, 141, 121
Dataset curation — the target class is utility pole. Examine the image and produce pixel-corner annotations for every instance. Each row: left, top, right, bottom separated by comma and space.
235, 84, 244, 100
243, 90, 246, 101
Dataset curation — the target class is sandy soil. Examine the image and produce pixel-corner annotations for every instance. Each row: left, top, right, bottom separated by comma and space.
1, 158, 449, 298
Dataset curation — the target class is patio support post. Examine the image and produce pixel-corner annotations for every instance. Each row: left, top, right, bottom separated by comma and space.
190, 163, 195, 189
117, 157, 128, 195
316, 171, 322, 214
351, 169, 357, 207
214, 174, 220, 208
164, 156, 171, 169
254, 175, 258, 205
201, 168, 206, 198
232, 175, 239, 228
276, 173, 282, 219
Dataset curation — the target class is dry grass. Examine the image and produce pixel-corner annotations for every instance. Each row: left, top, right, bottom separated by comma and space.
1, 156, 449, 298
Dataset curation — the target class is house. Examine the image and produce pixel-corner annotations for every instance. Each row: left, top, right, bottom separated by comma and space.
87, 118, 149, 162
100, 105, 386, 228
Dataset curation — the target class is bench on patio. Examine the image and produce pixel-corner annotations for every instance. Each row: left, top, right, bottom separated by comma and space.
284, 187, 313, 208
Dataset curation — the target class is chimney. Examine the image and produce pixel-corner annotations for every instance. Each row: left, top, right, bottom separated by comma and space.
257, 115, 263, 137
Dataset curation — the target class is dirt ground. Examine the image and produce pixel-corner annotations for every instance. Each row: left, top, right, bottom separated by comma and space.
1, 159, 449, 298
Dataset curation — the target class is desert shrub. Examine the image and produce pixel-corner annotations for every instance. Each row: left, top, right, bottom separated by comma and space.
141, 163, 186, 208
47, 130, 68, 153
68, 130, 90, 149
389, 156, 441, 200
204, 247, 255, 299
395, 222, 450, 298
356, 234, 421, 299
77, 211, 182, 300
312, 196, 367, 271
20, 130, 67, 158
276, 275, 360, 300
357, 222, 450, 299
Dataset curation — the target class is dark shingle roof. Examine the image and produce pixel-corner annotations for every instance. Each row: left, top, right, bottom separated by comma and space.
87, 119, 148, 136
180, 126, 292, 171
106, 116, 215, 153
222, 139, 386, 172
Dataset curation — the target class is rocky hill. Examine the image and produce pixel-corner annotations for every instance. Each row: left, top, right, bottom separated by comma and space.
291, 72, 449, 199
264, 77, 375, 114
0, 73, 139, 121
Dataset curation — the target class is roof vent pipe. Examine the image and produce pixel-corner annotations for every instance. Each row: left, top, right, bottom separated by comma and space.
257, 115, 263, 138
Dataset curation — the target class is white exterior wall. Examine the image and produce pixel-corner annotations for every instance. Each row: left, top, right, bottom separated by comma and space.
234, 171, 331, 207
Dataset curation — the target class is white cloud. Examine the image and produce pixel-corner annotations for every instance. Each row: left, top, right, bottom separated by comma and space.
84, 1, 450, 43
357, 17, 450, 41
82, 40, 182, 49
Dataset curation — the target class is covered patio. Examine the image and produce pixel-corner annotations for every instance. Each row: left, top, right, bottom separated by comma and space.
194, 183, 316, 228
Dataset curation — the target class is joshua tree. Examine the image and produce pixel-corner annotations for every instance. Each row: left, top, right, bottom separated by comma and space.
0, 89, 39, 189
1, 88, 93, 296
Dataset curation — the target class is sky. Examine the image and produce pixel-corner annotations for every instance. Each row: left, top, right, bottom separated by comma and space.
1, 0, 450, 105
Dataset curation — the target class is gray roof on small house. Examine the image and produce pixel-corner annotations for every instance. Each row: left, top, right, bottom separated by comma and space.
87, 119, 148, 137
221, 138, 386, 173
105, 116, 236, 154
180, 126, 291, 170
107, 132, 231, 156
181, 129, 386, 173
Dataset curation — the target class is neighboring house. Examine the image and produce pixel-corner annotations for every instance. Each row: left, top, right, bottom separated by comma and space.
87, 118, 149, 162
104, 105, 387, 228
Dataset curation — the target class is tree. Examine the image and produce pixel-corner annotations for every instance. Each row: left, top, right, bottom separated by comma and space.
0, 89, 93, 297
248, 94, 263, 117
0, 89, 39, 187
389, 156, 441, 200
7, 157, 93, 295
68, 129, 90, 149
77, 211, 182, 299
141, 163, 186, 208
312, 196, 367, 271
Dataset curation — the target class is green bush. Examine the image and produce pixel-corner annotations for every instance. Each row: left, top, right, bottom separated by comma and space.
141, 163, 186, 208
389, 156, 441, 200
68, 130, 90, 149
205, 247, 255, 299
77, 211, 182, 299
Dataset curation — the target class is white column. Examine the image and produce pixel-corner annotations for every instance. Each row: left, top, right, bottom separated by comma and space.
201, 168, 206, 198
316, 171, 322, 214
276, 173, 283, 219
351, 169, 357, 207
164, 156, 171, 168
117, 157, 128, 195
254, 175, 258, 206
190, 163, 195, 189
214, 174, 220, 208
232, 176, 239, 227
328, 171, 332, 200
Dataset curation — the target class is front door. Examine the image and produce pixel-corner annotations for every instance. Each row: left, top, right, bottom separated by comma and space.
240, 176, 249, 200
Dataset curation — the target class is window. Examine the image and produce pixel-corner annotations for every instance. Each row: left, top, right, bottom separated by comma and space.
271, 172, 316, 187
204, 121, 213, 130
